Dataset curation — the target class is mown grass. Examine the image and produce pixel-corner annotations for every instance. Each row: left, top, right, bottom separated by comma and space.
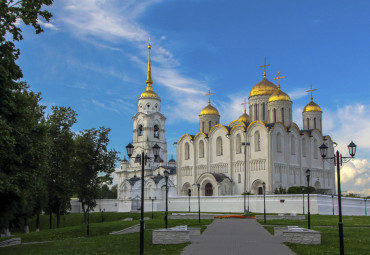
0, 212, 212, 255
259, 215, 370, 255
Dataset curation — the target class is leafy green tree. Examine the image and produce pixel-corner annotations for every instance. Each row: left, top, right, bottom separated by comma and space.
0, 0, 53, 234
287, 186, 315, 194
74, 127, 119, 222
98, 184, 118, 199
46, 106, 77, 228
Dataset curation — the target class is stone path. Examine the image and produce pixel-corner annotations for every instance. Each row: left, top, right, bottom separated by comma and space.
182, 219, 295, 255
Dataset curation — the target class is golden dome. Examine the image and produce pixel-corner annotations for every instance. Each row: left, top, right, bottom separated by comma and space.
139, 90, 160, 100
250, 77, 278, 97
238, 112, 250, 122
269, 90, 291, 102
200, 104, 219, 116
303, 101, 322, 112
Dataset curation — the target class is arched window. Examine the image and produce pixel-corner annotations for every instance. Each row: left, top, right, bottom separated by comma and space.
273, 108, 277, 123
209, 121, 212, 132
135, 154, 140, 163
185, 142, 190, 160
216, 136, 223, 156
202, 121, 205, 132
306, 118, 310, 129
291, 135, 296, 155
314, 118, 317, 129
147, 104, 150, 109
137, 124, 143, 136
254, 131, 261, 151
154, 125, 159, 138
314, 139, 318, 159
199, 140, 204, 158
238, 173, 241, 183
254, 104, 258, 120
262, 103, 266, 121
277, 133, 282, 152
236, 134, 241, 154
302, 138, 307, 157
281, 108, 284, 123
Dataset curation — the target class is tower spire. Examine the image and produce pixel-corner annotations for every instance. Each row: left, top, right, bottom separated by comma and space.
146, 37, 153, 91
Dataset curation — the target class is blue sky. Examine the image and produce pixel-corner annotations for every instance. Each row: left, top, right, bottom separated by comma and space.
16, 0, 370, 195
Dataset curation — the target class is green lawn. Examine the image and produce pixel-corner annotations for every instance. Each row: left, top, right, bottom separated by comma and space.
259, 215, 370, 255
0, 212, 212, 255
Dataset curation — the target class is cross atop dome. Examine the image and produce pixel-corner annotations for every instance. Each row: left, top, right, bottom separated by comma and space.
273, 71, 285, 90
205, 88, 214, 104
241, 97, 249, 114
306, 84, 317, 102
260, 57, 270, 78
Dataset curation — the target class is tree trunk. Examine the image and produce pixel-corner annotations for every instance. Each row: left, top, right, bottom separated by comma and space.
82, 203, 87, 223
57, 205, 61, 228
49, 211, 52, 229
36, 214, 40, 232
24, 217, 29, 233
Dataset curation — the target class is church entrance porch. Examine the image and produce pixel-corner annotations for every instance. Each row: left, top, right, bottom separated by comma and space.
205, 183, 213, 196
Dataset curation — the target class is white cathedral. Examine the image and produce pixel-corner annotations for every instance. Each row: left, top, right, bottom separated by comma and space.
176, 61, 335, 197
117, 41, 335, 205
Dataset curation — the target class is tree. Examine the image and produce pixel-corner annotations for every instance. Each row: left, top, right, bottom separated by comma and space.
46, 106, 77, 228
0, 0, 53, 234
98, 184, 118, 199
74, 127, 119, 222
287, 186, 315, 194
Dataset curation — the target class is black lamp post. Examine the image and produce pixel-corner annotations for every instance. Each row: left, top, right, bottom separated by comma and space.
126, 142, 160, 255
306, 169, 311, 229
262, 182, 266, 224
188, 189, 191, 212
164, 170, 169, 229
319, 141, 357, 255
150, 196, 156, 219
193, 183, 201, 224
302, 187, 305, 215
242, 142, 250, 213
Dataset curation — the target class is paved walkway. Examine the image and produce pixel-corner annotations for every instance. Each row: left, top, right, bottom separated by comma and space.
182, 219, 295, 255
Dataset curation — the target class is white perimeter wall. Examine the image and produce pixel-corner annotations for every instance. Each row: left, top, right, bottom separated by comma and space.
70, 195, 369, 216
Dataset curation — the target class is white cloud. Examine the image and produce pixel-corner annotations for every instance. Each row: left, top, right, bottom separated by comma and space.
288, 89, 307, 100
37, 19, 58, 30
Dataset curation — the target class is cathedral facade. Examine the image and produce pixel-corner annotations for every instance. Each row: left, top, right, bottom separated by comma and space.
176, 62, 335, 197
116, 40, 176, 208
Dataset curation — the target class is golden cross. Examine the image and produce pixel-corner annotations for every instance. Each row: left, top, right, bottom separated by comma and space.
273, 71, 285, 89
260, 57, 270, 77
305, 84, 317, 101
241, 97, 249, 113
205, 88, 214, 104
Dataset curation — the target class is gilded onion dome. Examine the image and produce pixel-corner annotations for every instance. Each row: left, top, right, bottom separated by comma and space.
249, 77, 278, 97
269, 71, 290, 102
303, 101, 322, 112
200, 104, 220, 116
139, 38, 161, 100
238, 112, 250, 122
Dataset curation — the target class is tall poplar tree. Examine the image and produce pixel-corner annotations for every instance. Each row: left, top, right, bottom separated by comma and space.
0, 0, 53, 234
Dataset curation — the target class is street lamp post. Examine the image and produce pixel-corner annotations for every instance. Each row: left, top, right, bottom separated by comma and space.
242, 142, 250, 213
306, 169, 311, 229
193, 183, 201, 224
150, 197, 156, 219
188, 189, 191, 213
319, 141, 357, 255
164, 170, 169, 229
262, 182, 266, 224
332, 194, 335, 216
302, 187, 305, 215
126, 142, 160, 255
